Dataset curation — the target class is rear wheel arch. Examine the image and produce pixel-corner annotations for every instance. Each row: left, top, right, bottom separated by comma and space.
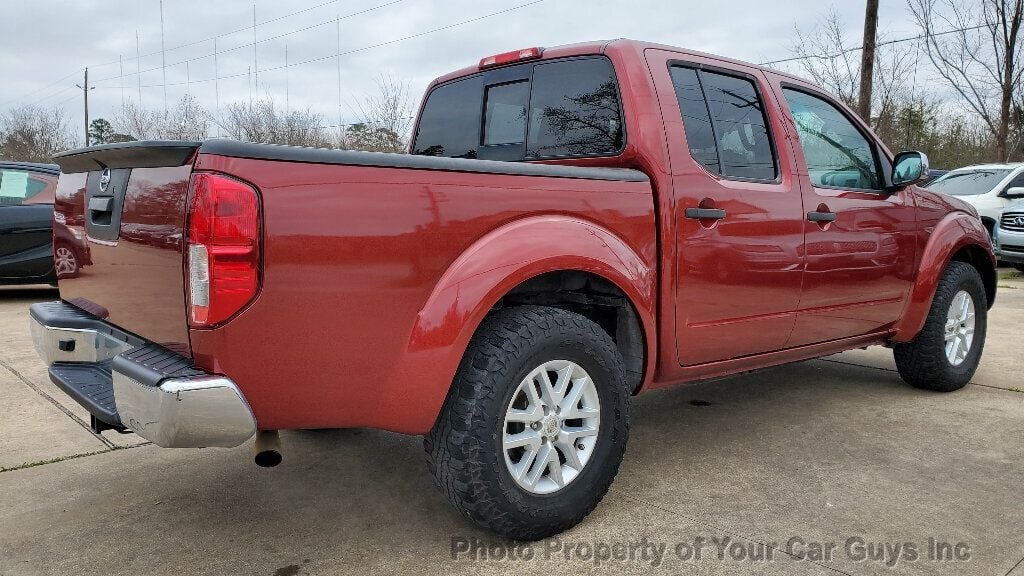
486, 270, 648, 394
382, 215, 656, 434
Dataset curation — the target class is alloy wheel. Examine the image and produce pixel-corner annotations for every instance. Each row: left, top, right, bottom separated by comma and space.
501, 359, 601, 495
944, 289, 976, 366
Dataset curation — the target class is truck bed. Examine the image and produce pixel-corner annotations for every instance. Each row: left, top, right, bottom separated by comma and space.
50, 140, 656, 433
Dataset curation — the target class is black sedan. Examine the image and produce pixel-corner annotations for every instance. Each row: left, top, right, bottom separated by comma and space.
0, 162, 90, 284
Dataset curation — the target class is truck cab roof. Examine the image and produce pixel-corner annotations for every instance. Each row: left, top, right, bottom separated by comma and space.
431, 38, 805, 88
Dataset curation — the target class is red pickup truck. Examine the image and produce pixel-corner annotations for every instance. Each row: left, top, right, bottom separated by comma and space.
32, 40, 995, 540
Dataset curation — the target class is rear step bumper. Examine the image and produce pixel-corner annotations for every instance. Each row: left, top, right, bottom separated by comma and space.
29, 301, 256, 448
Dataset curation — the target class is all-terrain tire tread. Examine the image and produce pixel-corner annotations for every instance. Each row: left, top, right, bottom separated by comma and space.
424, 305, 629, 541
894, 261, 987, 392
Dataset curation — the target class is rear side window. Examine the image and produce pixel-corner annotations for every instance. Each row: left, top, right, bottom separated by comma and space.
526, 58, 623, 157
0, 170, 50, 205
669, 67, 719, 173
412, 76, 483, 158
413, 56, 623, 161
669, 65, 777, 181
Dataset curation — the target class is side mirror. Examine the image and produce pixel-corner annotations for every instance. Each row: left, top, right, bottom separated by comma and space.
891, 151, 929, 189
1002, 187, 1024, 199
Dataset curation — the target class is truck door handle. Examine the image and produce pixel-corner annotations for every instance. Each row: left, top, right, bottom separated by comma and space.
807, 211, 836, 223
685, 208, 727, 220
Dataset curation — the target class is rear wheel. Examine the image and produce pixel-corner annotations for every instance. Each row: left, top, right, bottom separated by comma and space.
894, 262, 987, 392
425, 306, 629, 540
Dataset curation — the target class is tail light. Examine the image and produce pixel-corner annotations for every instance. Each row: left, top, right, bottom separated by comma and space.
186, 173, 261, 327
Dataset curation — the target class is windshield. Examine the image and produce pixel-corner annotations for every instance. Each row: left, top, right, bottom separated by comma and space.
925, 169, 1012, 195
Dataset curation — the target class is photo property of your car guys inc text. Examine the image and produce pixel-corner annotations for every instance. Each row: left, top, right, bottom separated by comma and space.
1, 0, 1022, 574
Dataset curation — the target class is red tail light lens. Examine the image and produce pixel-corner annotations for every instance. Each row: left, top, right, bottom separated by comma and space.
187, 173, 261, 327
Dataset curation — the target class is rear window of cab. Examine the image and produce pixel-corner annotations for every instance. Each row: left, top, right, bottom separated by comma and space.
412, 56, 624, 162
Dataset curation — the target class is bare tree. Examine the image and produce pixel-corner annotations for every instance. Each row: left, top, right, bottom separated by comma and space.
218, 97, 333, 147
790, 10, 917, 128
164, 95, 209, 140
113, 95, 209, 141
343, 122, 405, 153
0, 105, 78, 162
347, 75, 414, 153
113, 101, 163, 141
910, 0, 1024, 160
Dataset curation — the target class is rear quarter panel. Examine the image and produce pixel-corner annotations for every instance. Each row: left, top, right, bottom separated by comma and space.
189, 154, 656, 433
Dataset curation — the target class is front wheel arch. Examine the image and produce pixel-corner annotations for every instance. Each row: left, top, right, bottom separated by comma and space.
892, 213, 995, 342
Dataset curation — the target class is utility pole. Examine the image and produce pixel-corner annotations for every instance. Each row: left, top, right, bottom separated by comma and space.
857, 0, 879, 123
160, 0, 168, 115
214, 37, 220, 136
336, 14, 342, 145
253, 4, 259, 93
136, 30, 143, 105
76, 68, 95, 146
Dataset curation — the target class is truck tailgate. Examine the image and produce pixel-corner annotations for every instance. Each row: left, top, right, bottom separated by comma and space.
52, 142, 199, 356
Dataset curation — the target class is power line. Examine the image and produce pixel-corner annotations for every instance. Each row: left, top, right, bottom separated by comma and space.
760, 23, 988, 66
88, 0, 391, 70
90, 0, 408, 86
0, 0, 404, 109
0, 69, 82, 109
96, 0, 547, 91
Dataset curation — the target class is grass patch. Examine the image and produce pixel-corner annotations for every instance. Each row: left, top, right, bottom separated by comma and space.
998, 268, 1022, 280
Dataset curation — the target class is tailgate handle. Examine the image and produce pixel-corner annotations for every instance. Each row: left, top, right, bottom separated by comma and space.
89, 197, 114, 212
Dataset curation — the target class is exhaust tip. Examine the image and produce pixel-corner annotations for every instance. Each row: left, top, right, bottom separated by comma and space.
254, 430, 282, 468
255, 450, 282, 468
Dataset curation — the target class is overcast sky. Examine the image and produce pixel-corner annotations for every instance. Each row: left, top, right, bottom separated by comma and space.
0, 0, 926, 140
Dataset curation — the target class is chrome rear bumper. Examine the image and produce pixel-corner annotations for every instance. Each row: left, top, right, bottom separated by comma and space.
30, 301, 256, 448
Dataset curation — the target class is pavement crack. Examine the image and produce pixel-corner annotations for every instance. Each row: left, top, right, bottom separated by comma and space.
1004, 555, 1024, 576
618, 488, 854, 575
0, 357, 116, 449
817, 358, 1022, 394
0, 441, 151, 473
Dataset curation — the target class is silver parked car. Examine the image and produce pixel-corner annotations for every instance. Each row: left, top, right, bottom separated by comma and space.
995, 199, 1024, 272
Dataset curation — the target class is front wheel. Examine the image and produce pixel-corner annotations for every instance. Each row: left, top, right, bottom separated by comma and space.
425, 306, 629, 540
894, 262, 987, 392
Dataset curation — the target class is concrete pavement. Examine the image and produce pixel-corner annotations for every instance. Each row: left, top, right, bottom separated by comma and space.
1, 281, 1022, 575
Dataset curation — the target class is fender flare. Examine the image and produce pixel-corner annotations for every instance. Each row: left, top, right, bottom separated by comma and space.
380, 215, 656, 434
892, 212, 996, 342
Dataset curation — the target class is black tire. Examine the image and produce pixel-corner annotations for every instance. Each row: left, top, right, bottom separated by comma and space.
894, 262, 987, 392
425, 305, 629, 541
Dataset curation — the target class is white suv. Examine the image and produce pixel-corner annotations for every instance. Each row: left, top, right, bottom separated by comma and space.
925, 163, 1024, 236
995, 201, 1024, 272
